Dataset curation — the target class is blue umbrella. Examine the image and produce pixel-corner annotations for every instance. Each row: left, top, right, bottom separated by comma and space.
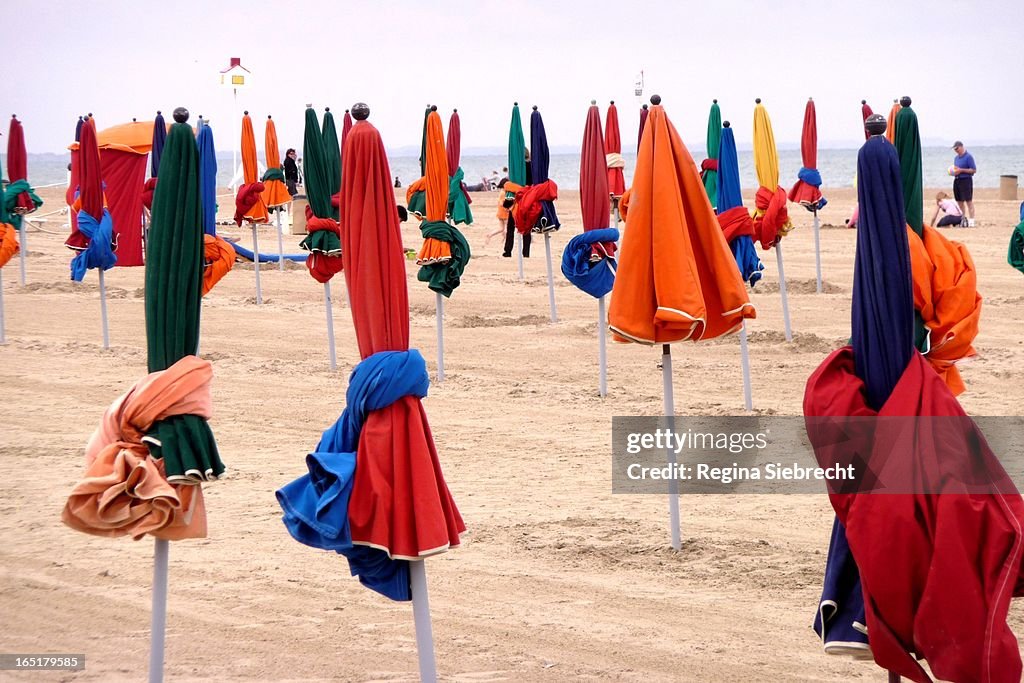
197, 120, 217, 236
717, 122, 763, 286
529, 106, 559, 232
150, 111, 166, 178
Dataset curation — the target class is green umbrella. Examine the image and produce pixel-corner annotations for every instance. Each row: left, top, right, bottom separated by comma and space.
300, 107, 341, 253
322, 108, 342, 200
702, 100, 722, 209
508, 103, 526, 186
418, 221, 470, 297
145, 110, 223, 481
1009, 220, 1024, 274
893, 97, 923, 237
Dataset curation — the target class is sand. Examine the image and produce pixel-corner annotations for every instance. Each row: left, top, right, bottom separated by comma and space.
1, 183, 1022, 682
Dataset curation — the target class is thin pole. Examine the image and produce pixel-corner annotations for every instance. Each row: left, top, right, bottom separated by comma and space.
813, 209, 822, 294
148, 538, 169, 683
598, 296, 607, 397
231, 89, 238, 193
252, 224, 262, 305
662, 344, 681, 551
275, 210, 286, 272
888, 674, 900, 683
544, 233, 558, 322
435, 291, 445, 383
409, 561, 438, 683
739, 321, 753, 411
324, 281, 336, 371
98, 269, 110, 349
515, 232, 524, 281
18, 221, 26, 285
775, 242, 792, 342
0, 269, 5, 344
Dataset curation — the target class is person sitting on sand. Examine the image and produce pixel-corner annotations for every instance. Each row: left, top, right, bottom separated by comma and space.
931, 191, 965, 228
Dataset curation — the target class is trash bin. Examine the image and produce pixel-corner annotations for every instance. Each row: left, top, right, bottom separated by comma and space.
1000, 176, 1019, 201
290, 195, 308, 235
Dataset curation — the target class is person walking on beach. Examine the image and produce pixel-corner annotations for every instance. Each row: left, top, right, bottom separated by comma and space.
951, 141, 976, 226
931, 191, 965, 228
283, 148, 300, 196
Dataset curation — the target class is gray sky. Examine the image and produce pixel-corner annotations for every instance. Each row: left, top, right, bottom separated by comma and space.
10, 0, 1024, 155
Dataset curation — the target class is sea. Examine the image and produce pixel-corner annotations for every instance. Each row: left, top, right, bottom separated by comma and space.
9, 145, 1023, 193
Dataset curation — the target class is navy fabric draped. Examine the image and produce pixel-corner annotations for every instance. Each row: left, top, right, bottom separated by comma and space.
529, 109, 560, 231
197, 122, 218, 236
814, 133, 914, 652
151, 112, 166, 178
276, 350, 433, 601
561, 228, 619, 298
717, 126, 763, 286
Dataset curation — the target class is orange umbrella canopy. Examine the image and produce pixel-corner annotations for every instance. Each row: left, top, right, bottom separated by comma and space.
608, 98, 754, 344
262, 115, 291, 208
240, 112, 268, 222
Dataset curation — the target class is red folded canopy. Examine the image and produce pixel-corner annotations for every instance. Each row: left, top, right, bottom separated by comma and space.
605, 102, 626, 197
7, 116, 34, 211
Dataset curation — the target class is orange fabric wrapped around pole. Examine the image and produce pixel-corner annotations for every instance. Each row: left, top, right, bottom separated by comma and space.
0, 223, 19, 267
608, 102, 755, 344
202, 234, 236, 296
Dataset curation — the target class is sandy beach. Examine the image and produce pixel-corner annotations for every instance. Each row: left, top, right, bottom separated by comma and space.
1, 183, 1022, 682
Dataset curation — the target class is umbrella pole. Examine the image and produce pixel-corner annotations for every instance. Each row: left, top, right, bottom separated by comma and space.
276, 210, 286, 272
739, 321, 753, 411
544, 233, 558, 322
252, 224, 262, 305
18, 222, 27, 285
598, 296, 607, 397
515, 233, 524, 281
410, 561, 438, 683
148, 538, 169, 683
435, 291, 445, 383
98, 269, 110, 350
0, 269, 5, 344
661, 344, 682, 551
323, 281, 336, 371
775, 242, 793, 342
813, 209, 822, 294
888, 673, 900, 682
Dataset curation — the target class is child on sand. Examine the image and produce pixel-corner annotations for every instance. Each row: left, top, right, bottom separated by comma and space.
931, 191, 966, 228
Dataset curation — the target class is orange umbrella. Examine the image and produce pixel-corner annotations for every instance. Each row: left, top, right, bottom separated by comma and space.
886, 99, 901, 144
415, 108, 451, 266
239, 112, 268, 223
262, 115, 291, 209
609, 96, 754, 345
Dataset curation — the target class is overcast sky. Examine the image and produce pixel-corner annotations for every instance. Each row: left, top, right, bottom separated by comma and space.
10, 0, 1024, 155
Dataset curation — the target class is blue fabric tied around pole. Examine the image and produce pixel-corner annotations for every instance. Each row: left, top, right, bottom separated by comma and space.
717, 127, 764, 286
798, 166, 822, 187
730, 239, 763, 287
70, 209, 117, 282
560, 228, 619, 298
276, 349, 431, 601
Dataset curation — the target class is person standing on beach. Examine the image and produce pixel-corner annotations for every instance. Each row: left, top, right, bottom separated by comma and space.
951, 141, 976, 226
283, 148, 300, 196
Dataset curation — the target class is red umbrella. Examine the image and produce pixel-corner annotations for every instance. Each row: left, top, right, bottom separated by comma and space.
7, 116, 37, 212
79, 120, 104, 218
446, 110, 461, 177
637, 103, 649, 152
605, 101, 626, 198
788, 98, 823, 209
860, 100, 873, 141
341, 109, 353, 155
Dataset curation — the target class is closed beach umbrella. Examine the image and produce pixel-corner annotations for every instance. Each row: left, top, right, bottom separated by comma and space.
197, 120, 234, 295
300, 106, 343, 282
528, 107, 560, 232
637, 103, 648, 153
150, 111, 166, 178
261, 115, 292, 209
236, 112, 268, 224
701, 100, 722, 210
341, 109, 353, 155
7, 116, 40, 213
806, 116, 1024, 683
322, 108, 342, 199
445, 109, 473, 226
70, 119, 117, 282
604, 101, 626, 198
609, 96, 754, 344
860, 100, 873, 140
1010, 215, 1024, 274
717, 122, 763, 286
508, 103, 526, 186
503, 103, 529, 273
277, 102, 464, 679
788, 98, 824, 209
894, 97, 923, 235
886, 99, 901, 144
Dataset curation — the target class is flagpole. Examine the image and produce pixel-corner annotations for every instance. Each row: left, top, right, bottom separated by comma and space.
98, 269, 110, 349
598, 296, 607, 397
662, 344, 681, 551
324, 281, 336, 371
275, 209, 286, 272
410, 561, 438, 683
813, 209, 822, 293
435, 292, 445, 382
775, 242, 792, 341
544, 233, 557, 322
251, 224, 262, 305
149, 538, 169, 683
739, 321, 753, 411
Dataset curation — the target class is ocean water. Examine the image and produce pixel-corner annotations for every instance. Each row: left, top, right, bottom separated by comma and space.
9, 145, 1023, 193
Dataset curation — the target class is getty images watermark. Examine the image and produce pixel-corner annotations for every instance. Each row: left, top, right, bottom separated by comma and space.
611, 416, 1024, 494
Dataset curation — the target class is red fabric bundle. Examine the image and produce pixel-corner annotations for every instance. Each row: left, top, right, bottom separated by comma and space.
512, 179, 558, 235
142, 177, 157, 210
305, 214, 343, 283
805, 347, 1024, 683
717, 206, 755, 243
753, 185, 791, 249
700, 158, 718, 173
234, 182, 266, 226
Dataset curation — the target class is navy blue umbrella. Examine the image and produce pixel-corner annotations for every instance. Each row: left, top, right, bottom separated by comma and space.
196, 120, 217, 236
150, 111, 166, 178
717, 122, 763, 286
529, 107, 559, 231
